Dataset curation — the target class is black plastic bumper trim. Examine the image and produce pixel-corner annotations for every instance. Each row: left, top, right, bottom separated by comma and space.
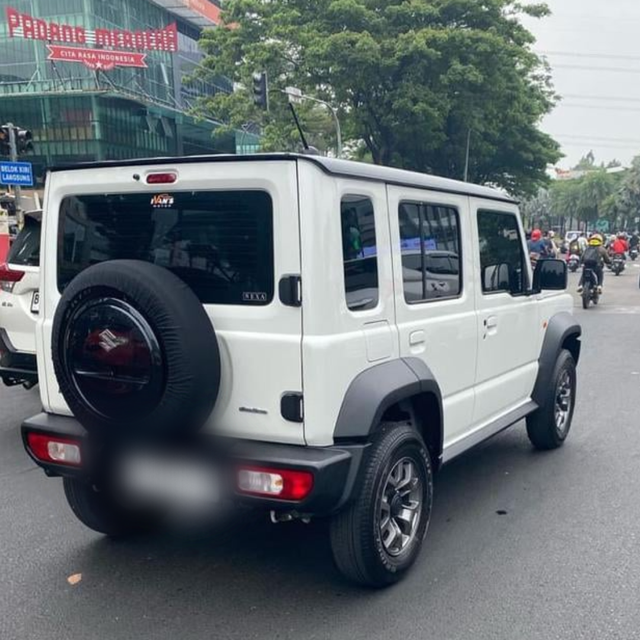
21, 413, 367, 515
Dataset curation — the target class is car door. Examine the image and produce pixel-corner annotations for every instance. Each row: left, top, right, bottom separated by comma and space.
387, 186, 478, 450
471, 202, 540, 427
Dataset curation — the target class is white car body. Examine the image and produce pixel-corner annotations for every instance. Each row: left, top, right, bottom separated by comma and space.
0, 211, 41, 386
35, 156, 574, 452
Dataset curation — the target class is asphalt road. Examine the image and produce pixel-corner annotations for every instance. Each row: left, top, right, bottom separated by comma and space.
2, 265, 640, 640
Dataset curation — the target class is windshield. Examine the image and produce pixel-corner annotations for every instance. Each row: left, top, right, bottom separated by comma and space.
58, 190, 274, 306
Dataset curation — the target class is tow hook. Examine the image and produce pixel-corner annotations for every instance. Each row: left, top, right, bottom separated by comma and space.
270, 510, 311, 524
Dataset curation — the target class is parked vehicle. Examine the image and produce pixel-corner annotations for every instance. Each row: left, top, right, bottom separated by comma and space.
611, 253, 626, 276
0, 210, 41, 388
567, 254, 580, 273
581, 266, 600, 308
21, 154, 580, 587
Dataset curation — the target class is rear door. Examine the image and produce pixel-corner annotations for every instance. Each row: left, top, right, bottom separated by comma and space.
40, 160, 304, 444
387, 186, 478, 451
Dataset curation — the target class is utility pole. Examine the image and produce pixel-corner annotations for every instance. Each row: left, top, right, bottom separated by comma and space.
463, 128, 471, 182
7, 123, 21, 217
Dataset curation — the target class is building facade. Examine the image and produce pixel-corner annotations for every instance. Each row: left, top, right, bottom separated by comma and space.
0, 0, 254, 183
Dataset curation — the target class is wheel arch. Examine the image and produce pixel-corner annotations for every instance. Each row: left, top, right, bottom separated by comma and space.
333, 358, 444, 470
532, 311, 581, 407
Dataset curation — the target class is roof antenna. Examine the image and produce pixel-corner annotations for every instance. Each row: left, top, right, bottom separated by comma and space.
288, 103, 319, 155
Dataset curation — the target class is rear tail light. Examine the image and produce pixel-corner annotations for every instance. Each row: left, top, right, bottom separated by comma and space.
0, 263, 24, 293
237, 466, 313, 501
146, 172, 177, 184
26, 433, 82, 466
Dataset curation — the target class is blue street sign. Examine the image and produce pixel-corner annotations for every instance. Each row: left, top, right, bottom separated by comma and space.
0, 161, 33, 187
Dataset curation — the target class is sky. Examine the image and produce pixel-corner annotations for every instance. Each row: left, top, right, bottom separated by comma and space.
523, 0, 640, 169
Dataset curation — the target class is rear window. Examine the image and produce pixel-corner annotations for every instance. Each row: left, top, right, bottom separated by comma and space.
8, 217, 40, 266
58, 190, 274, 305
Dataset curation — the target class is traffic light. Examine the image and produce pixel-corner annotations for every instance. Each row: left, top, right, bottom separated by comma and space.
0, 126, 10, 156
252, 71, 269, 111
16, 129, 33, 155
0, 125, 33, 157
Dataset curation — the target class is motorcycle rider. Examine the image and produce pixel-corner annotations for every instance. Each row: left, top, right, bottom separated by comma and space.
578, 233, 611, 294
545, 230, 559, 257
611, 232, 628, 256
577, 233, 588, 254
528, 229, 549, 268
629, 231, 639, 252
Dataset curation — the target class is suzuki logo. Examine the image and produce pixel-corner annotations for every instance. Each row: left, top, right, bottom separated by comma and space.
98, 329, 128, 352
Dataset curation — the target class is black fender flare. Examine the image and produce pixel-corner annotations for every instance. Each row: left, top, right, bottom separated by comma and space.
333, 357, 443, 451
532, 311, 581, 407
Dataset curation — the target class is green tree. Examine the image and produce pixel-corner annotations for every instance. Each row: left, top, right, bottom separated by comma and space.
193, 0, 561, 196
521, 188, 551, 229
549, 169, 616, 229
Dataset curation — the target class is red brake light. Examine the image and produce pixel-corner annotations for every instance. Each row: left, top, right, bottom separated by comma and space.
26, 432, 82, 466
146, 172, 177, 184
237, 466, 314, 501
0, 263, 25, 282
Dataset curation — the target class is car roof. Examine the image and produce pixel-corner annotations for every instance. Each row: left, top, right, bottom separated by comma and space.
48, 153, 516, 205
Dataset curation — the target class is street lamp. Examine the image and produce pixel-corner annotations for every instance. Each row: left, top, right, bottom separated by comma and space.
284, 87, 343, 159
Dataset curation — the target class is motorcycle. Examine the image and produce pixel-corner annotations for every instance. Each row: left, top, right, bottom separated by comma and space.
630, 247, 638, 261
611, 252, 626, 276
581, 266, 600, 309
567, 254, 580, 273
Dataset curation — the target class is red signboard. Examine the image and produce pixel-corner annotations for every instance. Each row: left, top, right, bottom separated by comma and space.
47, 45, 147, 70
6, 7, 177, 52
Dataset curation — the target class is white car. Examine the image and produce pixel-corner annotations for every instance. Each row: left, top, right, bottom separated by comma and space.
0, 210, 41, 388
21, 155, 580, 587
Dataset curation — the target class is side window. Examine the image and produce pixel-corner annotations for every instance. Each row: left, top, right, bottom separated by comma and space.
477, 210, 526, 295
341, 195, 379, 311
398, 202, 461, 303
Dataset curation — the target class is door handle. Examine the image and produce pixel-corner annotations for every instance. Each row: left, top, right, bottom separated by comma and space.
484, 316, 498, 330
409, 330, 426, 346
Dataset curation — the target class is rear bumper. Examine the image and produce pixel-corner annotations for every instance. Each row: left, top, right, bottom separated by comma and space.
21, 412, 367, 516
0, 329, 37, 386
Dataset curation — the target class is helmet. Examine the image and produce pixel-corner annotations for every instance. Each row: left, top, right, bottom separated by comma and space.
548, 230, 555, 238
589, 233, 604, 246
618, 232, 625, 238
531, 229, 542, 241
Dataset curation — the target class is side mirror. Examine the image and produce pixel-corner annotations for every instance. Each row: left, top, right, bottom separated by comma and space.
533, 259, 567, 292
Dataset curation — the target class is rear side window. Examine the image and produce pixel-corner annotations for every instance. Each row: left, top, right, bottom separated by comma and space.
341, 195, 379, 311
58, 191, 274, 305
477, 210, 526, 295
398, 202, 461, 303
8, 217, 40, 266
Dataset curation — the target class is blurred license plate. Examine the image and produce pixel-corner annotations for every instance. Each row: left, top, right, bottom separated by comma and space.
30, 291, 40, 314
120, 452, 220, 507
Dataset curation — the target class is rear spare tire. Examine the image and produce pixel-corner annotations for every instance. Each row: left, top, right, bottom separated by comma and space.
52, 260, 220, 437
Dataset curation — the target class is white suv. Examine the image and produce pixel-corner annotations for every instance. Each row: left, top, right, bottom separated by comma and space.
0, 210, 41, 388
21, 154, 580, 587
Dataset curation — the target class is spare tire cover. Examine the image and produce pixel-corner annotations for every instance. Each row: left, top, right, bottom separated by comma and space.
52, 260, 220, 436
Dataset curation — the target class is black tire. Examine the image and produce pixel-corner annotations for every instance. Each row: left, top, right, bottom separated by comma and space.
63, 477, 157, 537
330, 424, 433, 588
581, 288, 590, 309
527, 350, 577, 450
52, 260, 220, 437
